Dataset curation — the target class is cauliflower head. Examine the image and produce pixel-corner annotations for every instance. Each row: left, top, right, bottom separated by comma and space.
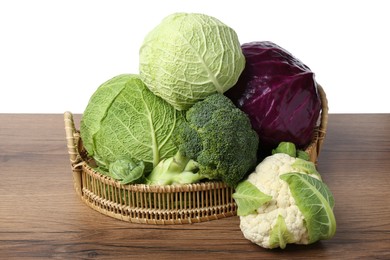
233, 152, 336, 249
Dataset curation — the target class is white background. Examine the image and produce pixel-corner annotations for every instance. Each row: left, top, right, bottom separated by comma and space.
1, 0, 389, 113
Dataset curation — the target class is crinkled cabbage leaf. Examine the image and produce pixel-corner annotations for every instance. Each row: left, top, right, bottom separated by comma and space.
80, 74, 184, 171
140, 13, 245, 110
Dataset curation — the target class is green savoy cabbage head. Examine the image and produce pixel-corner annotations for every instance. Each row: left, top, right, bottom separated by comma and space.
80, 74, 185, 171
139, 12, 245, 110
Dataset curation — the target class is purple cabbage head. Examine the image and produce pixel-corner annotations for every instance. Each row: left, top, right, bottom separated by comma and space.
225, 41, 321, 156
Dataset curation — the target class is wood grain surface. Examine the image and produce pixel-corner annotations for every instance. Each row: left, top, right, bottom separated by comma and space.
0, 114, 389, 259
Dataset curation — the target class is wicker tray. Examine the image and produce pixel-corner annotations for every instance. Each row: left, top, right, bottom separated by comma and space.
64, 84, 328, 225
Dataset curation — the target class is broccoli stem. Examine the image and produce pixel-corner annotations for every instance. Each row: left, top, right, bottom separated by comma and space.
146, 151, 206, 185
168, 151, 190, 172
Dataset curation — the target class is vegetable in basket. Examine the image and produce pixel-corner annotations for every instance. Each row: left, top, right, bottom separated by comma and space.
80, 74, 185, 173
233, 142, 336, 249
272, 141, 311, 161
108, 158, 146, 184
225, 41, 322, 157
146, 94, 259, 187
139, 12, 245, 111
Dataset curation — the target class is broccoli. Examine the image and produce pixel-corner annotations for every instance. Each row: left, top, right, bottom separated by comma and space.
146, 94, 259, 187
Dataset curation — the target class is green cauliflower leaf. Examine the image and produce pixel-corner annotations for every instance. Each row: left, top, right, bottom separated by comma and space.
232, 180, 272, 216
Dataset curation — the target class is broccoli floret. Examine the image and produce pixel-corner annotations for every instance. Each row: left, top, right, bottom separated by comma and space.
147, 94, 259, 187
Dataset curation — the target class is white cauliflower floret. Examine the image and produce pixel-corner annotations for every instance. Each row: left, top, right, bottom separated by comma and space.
240, 205, 307, 248
239, 153, 321, 249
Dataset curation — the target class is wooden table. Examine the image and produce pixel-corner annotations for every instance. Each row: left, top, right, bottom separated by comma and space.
1, 114, 389, 259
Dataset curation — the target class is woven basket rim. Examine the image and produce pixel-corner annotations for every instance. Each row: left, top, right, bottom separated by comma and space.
82, 162, 229, 193
305, 83, 328, 162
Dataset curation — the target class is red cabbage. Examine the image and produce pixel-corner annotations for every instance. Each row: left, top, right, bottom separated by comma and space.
225, 41, 321, 156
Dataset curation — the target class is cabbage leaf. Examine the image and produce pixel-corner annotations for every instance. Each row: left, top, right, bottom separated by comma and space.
80, 74, 184, 171
139, 13, 245, 110
108, 158, 146, 184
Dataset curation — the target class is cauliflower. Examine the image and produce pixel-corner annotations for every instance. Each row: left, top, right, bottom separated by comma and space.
233, 144, 336, 249
240, 153, 318, 248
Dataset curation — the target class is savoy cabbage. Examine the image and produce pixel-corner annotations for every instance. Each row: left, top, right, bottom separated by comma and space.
139, 13, 245, 110
80, 74, 185, 172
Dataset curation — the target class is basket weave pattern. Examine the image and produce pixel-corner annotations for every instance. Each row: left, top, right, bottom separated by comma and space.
64, 113, 237, 224
305, 85, 328, 163
64, 84, 328, 224
81, 163, 236, 224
